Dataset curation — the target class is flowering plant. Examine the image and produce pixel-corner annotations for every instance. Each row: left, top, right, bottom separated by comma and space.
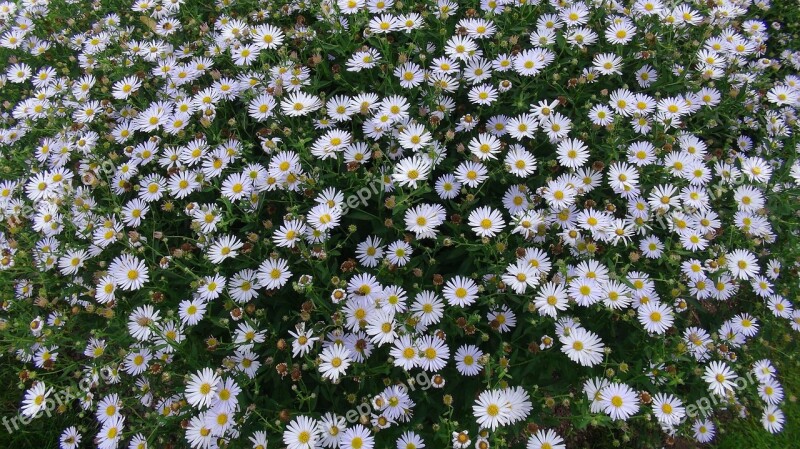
1, 0, 799, 448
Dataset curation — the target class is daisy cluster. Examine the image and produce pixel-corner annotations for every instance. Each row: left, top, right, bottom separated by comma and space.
1, 0, 799, 448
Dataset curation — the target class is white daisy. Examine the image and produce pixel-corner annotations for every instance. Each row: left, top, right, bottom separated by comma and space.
283, 416, 320, 449
468, 206, 505, 238
472, 389, 511, 431
319, 344, 352, 382
442, 275, 479, 307
560, 327, 605, 367
257, 257, 292, 290
185, 367, 220, 409
526, 429, 565, 449
109, 254, 149, 291
600, 382, 640, 421
21, 381, 52, 417
703, 361, 736, 396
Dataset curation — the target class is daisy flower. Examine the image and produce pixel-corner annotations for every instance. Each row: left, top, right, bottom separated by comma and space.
693, 418, 715, 443
657, 96, 690, 119
527, 429, 565, 449
556, 138, 589, 169
766, 85, 798, 106
638, 301, 674, 334
534, 281, 569, 317
468, 83, 498, 106
468, 206, 505, 238
588, 104, 614, 126
593, 53, 623, 75
252, 23, 285, 50
221, 172, 253, 202
59, 426, 82, 449
727, 249, 759, 280
379, 96, 411, 124
307, 204, 342, 232
731, 313, 759, 337
464, 56, 493, 83
652, 393, 685, 425
486, 114, 509, 135
560, 327, 605, 367
289, 323, 319, 358
281, 91, 322, 117
248, 93, 277, 121
120, 199, 149, 228
417, 335, 450, 371
355, 236, 384, 268
758, 378, 784, 405
366, 308, 397, 346
703, 361, 737, 396
443, 275, 479, 307
600, 382, 640, 421
455, 161, 488, 188
504, 146, 537, 177
58, 248, 88, 276
514, 48, 554, 76
472, 389, 511, 431
340, 425, 374, 449
569, 278, 602, 307
394, 62, 424, 88
506, 113, 538, 140
605, 20, 636, 45
762, 405, 785, 433
411, 291, 445, 327
543, 179, 576, 210
168, 170, 199, 199
273, 219, 307, 248
179, 298, 207, 326
283, 415, 320, 449
109, 254, 149, 291
488, 305, 517, 333
751, 276, 774, 298
404, 203, 446, 239
128, 304, 160, 341
124, 348, 151, 375
393, 156, 432, 188
635, 64, 658, 87
207, 234, 243, 264
257, 257, 292, 290
21, 381, 52, 417
601, 280, 632, 309
583, 377, 610, 413
185, 367, 220, 409
185, 413, 214, 448
455, 344, 484, 376
397, 431, 425, 449
624, 142, 656, 168
504, 386, 532, 423
192, 269, 224, 298
317, 413, 346, 448
452, 431, 471, 449
468, 133, 502, 161
112, 75, 142, 100
98, 415, 124, 449
385, 240, 412, 267
319, 344, 352, 382
445, 35, 478, 61
680, 229, 708, 251
767, 295, 793, 318
390, 335, 419, 370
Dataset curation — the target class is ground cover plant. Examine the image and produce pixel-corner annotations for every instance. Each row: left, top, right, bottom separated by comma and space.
0, 0, 799, 448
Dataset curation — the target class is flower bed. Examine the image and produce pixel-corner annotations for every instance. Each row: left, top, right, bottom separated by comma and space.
1, 0, 799, 448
